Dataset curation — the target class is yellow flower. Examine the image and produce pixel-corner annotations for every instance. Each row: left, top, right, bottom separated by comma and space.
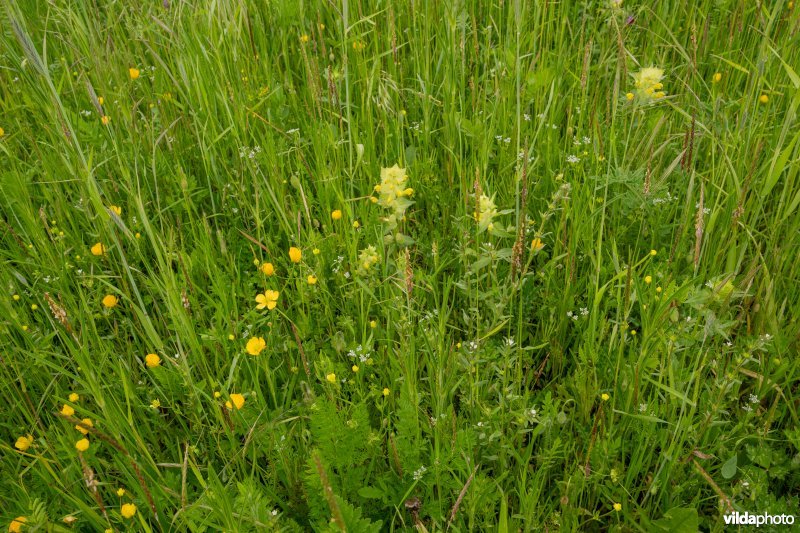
102, 294, 118, 308
101, 115, 111, 125
109, 205, 122, 216
289, 247, 302, 263
357, 245, 380, 275
312, 248, 320, 255
352, 365, 359, 372
98, 96, 104, 105
531, 238, 545, 252
116, 488, 126, 497
261, 262, 275, 276
319, 23, 325, 30
644, 275, 652, 284
246, 336, 266, 356
300, 34, 310, 43
8, 517, 27, 533
369, 320, 377, 328
382, 388, 390, 397
145, 353, 161, 368
712, 72, 722, 83
656, 286, 662, 293
30, 303, 38, 311
255, 290, 279, 310
331, 209, 342, 220
120, 503, 137, 519
630, 330, 637, 336
632, 67, 666, 101
613, 503, 622, 512
69, 393, 80, 402
0, 127, 5, 138
475, 194, 498, 232
601, 393, 610, 402
213, 391, 221, 398
129, 68, 140, 80
307, 275, 318, 285
759, 94, 769, 104
352, 220, 360, 229
650, 249, 657, 256
75, 438, 90, 452
326, 373, 336, 383
625, 92, 634, 101
61, 404, 75, 416
91, 242, 106, 256
14, 435, 33, 451
150, 399, 160, 409
12, 294, 20, 301
76, 418, 93, 435
227, 393, 245, 410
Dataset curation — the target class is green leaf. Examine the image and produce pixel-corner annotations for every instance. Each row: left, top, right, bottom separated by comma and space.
721, 454, 737, 479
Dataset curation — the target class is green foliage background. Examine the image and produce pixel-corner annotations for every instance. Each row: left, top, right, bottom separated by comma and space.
1, 0, 799, 531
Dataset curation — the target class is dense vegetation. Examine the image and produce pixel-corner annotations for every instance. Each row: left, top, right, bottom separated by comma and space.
2, 1, 799, 531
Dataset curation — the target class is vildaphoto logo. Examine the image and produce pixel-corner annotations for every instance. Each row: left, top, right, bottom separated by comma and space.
723, 512, 795, 527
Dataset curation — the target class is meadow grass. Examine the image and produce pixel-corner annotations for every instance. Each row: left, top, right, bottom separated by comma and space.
2, 0, 799, 531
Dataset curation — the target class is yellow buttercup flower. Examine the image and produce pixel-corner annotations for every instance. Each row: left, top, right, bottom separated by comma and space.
712, 72, 722, 83
129, 68, 140, 80
91, 242, 106, 256
289, 247, 302, 263
61, 404, 75, 416
75, 438, 90, 452
109, 205, 122, 216
255, 290, 279, 310
261, 262, 275, 276
117, 488, 126, 497
307, 275, 318, 285
246, 336, 266, 356
226, 393, 245, 410
120, 503, 137, 519
613, 503, 622, 512
644, 275, 652, 284
331, 209, 342, 220
145, 353, 161, 368
8, 517, 27, 533
14, 434, 33, 451
382, 388, 390, 397
369, 320, 377, 328
0, 127, 5, 137
625, 92, 634, 101
326, 373, 336, 383
101, 115, 111, 125
601, 393, 610, 401
98, 96, 104, 105
300, 34, 310, 43
352, 365, 359, 372
531, 238, 545, 252
150, 399, 160, 409
76, 418, 93, 435
759, 94, 769, 104
102, 294, 118, 308
69, 393, 80, 402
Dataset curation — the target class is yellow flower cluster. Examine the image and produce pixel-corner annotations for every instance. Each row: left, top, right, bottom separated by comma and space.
375, 165, 413, 216
631, 67, 666, 101
357, 245, 380, 275
474, 194, 497, 232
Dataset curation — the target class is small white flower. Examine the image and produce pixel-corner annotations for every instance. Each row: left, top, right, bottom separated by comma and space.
566, 155, 580, 164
